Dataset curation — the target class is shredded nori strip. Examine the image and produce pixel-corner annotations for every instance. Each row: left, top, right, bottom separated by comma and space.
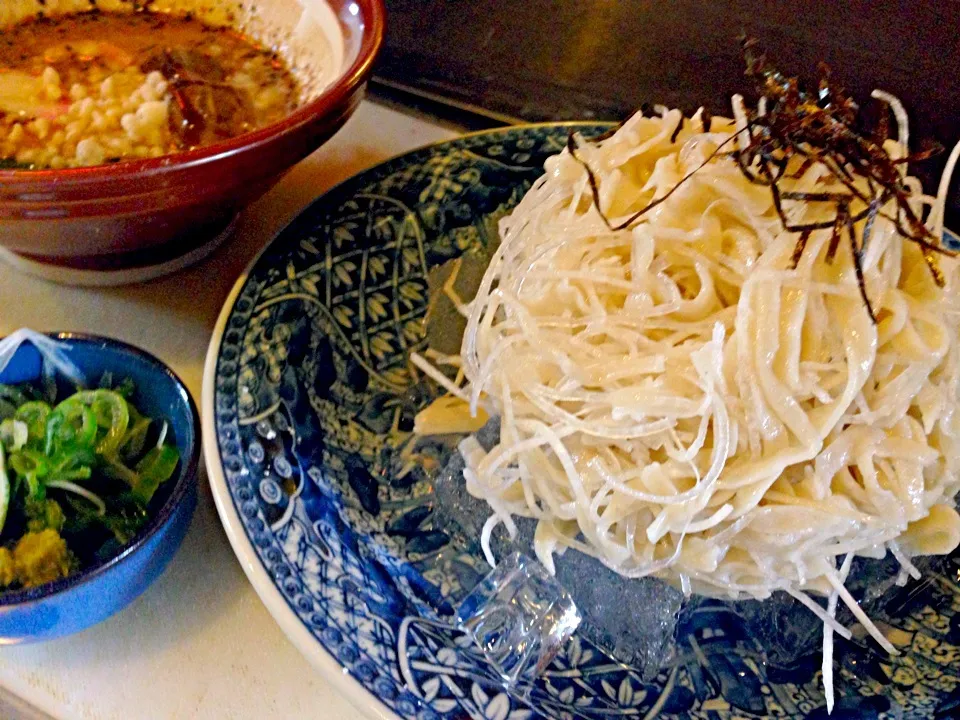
670, 116, 684, 144
567, 131, 741, 231
567, 39, 957, 323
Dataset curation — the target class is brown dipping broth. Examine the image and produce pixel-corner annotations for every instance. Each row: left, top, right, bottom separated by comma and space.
0, 10, 299, 161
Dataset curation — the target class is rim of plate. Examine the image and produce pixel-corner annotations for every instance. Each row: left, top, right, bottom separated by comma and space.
202, 122, 609, 720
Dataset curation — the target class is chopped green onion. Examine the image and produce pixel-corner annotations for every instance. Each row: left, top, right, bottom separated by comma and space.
0, 419, 28, 451
51, 463, 92, 483
10, 449, 49, 480
55, 390, 129, 456
119, 410, 152, 461
10, 449, 54, 503
156, 420, 169, 449
13, 401, 50, 447
0, 376, 176, 590
25, 498, 64, 533
132, 444, 179, 503
24, 473, 45, 502
45, 480, 106, 516
100, 456, 140, 485
44, 402, 97, 456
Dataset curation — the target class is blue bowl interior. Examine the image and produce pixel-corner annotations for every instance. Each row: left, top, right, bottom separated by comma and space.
0, 333, 198, 605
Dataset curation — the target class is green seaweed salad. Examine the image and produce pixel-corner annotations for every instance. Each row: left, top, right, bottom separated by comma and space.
0, 375, 179, 590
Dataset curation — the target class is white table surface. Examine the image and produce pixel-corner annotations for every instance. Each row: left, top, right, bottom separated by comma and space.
0, 99, 459, 720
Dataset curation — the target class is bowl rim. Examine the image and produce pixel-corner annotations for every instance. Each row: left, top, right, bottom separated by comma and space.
0, 331, 201, 607
0, 0, 386, 185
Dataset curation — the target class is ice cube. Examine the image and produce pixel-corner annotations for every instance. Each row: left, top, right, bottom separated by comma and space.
456, 552, 581, 687
434, 418, 684, 679
555, 550, 684, 679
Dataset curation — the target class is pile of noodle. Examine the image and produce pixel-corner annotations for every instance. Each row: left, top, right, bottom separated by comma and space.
413, 96, 960, 711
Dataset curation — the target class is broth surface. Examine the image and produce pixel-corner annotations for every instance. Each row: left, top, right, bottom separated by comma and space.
0, 10, 299, 168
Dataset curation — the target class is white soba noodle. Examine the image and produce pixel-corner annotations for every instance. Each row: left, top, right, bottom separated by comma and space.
418, 98, 960, 710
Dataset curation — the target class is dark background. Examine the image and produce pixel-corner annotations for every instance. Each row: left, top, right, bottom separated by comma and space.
373, 0, 960, 217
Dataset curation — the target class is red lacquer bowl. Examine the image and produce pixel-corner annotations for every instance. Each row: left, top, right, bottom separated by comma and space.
0, 0, 384, 283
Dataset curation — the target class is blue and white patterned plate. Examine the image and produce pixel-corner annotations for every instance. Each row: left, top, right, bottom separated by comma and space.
203, 124, 960, 720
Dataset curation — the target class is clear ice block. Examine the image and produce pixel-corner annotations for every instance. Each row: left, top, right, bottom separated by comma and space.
434, 419, 683, 680
455, 552, 581, 687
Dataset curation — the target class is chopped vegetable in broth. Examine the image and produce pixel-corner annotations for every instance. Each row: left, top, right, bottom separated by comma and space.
0, 10, 299, 169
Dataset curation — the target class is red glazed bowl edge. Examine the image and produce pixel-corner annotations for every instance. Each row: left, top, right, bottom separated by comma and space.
0, 0, 386, 273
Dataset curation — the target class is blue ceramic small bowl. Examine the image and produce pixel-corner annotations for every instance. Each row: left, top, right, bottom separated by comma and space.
0, 333, 199, 643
